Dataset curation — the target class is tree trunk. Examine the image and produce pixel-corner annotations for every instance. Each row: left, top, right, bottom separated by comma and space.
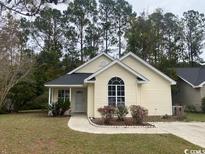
118, 29, 121, 57
80, 25, 83, 62
105, 10, 108, 53
105, 28, 108, 53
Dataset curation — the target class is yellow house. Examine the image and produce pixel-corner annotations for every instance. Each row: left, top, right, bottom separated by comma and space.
45, 52, 176, 117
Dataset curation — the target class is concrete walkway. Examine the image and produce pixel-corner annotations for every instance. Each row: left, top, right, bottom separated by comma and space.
68, 114, 168, 134
68, 114, 205, 148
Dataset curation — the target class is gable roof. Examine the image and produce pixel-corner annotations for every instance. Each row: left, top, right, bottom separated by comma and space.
176, 68, 205, 88
45, 73, 92, 87
84, 60, 149, 83
67, 52, 114, 74
120, 52, 176, 85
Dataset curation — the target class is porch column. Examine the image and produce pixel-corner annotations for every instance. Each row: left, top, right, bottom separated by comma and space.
69, 88, 72, 102
48, 87, 51, 105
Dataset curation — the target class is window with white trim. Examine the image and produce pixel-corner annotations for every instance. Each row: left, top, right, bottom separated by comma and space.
58, 89, 69, 101
108, 77, 125, 106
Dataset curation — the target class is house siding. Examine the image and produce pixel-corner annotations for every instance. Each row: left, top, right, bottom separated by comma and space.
76, 55, 112, 73
93, 64, 139, 118
200, 86, 205, 99
177, 80, 201, 111
121, 56, 172, 115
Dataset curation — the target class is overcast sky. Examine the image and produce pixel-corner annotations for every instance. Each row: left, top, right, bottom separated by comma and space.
128, 0, 205, 16
126, 0, 205, 61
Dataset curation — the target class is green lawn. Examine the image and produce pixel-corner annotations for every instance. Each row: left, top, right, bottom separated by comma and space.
0, 112, 201, 154
185, 112, 205, 122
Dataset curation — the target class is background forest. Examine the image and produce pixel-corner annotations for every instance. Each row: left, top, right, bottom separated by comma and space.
0, 0, 205, 112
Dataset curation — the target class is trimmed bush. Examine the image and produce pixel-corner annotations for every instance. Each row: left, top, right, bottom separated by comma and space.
129, 105, 148, 124
98, 106, 115, 124
185, 105, 197, 113
115, 105, 128, 121
202, 97, 205, 113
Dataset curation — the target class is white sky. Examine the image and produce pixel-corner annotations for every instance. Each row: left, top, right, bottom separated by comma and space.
127, 0, 205, 60
128, 0, 205, 16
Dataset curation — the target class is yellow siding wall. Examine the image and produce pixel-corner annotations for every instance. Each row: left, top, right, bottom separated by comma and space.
94, 64, 138, 118
76, 55, 112, 73
121, 56, 172, 115
87, 84, 94, 117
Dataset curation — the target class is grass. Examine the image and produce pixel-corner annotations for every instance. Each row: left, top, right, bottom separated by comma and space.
185, 112, 205, 122
0, 112, 201, 154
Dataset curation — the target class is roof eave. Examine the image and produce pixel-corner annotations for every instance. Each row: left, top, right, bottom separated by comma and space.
120, 52, 176, 85
67, 52, 114, 75
84, 60, 149, 83
44, 84, 84, 87
177, 76, 200, 88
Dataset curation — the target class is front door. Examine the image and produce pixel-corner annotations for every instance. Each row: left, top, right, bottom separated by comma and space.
75, 90, 84, 112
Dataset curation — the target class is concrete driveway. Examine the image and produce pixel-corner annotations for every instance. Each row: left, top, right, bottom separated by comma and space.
155, 122, 205, 148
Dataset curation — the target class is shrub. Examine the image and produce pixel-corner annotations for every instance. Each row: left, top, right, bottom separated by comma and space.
201, 97, 205, 113
98, 106, 115, 124
162, 114, 170, 119
48, 99, 70, 116
58, 99, 70, 115
48, 103, 59, 116
129, 105, 148, 124
115, 105, 128, 121
22, 93, 48, 110
185, 105, 196, 113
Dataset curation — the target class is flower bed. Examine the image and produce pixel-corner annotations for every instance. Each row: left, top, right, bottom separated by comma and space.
90, 117, 154, 127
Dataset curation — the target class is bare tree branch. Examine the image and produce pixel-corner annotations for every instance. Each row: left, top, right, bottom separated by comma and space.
0, 15, 34, 107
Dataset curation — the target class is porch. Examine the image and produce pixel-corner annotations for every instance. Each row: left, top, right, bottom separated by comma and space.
48, 86, 87, 113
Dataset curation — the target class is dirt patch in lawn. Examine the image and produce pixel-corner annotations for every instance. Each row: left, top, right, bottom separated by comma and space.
91, 117, 154, 127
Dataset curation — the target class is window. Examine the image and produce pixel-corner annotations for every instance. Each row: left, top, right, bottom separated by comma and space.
58, 89, 69, 101
108, 77, 125, 106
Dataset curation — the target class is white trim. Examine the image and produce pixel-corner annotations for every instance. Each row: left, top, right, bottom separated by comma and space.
108, 80, 125, 106
178, 76, 202, 88
199, 81, 205, 87
120, 52, 176, 85
84, 81, 95, 83
69, 88, 72, 102
44, 84, 84, 87
84, 60, 149, 83
67, 52, 114, 74
48, 88, 51, 105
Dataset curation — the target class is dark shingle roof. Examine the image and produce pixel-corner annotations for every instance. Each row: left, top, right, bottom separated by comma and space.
176, 68, 205, 87
45, 73, 92, 85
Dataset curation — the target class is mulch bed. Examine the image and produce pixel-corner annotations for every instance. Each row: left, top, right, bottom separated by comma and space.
91, 117, 154, 126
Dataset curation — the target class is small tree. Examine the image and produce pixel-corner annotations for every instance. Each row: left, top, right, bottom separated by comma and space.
115, 105, 128, 121
98, 106, 115, 124
130, 105, 148, 124
201, 97, 205, 113
0, 15, 33, 109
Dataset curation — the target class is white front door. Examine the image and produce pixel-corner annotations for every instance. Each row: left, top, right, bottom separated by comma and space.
75, 90, 84, 112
